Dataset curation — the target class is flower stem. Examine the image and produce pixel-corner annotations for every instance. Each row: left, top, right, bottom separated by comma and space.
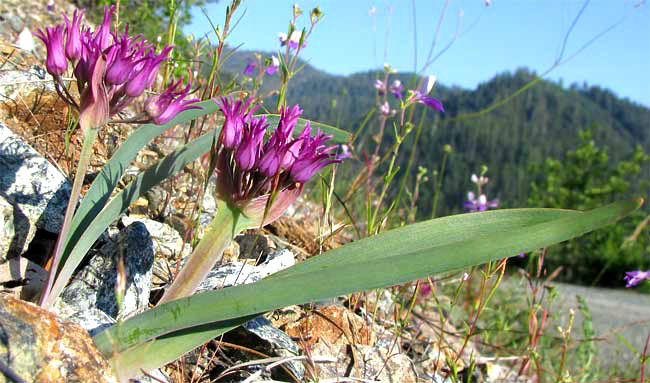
158, 199, 253, 304
40, 125, 99, 307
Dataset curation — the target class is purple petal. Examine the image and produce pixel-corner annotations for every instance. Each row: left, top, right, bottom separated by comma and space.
624, 270, 650, 288
243, 62, 257, 76
418, 95, 445, 112
36, 25, 68, 75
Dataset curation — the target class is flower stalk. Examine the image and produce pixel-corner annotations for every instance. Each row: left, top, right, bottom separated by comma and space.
158, 199, 255, 304
39, 123, 99, 306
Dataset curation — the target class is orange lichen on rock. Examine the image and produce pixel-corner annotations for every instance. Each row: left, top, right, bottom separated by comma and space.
0, 295, 117, 383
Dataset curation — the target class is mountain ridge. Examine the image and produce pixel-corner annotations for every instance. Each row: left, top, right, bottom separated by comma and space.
220, 50, 649, 217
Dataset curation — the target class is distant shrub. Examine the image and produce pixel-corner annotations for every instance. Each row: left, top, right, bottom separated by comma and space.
528, 129, 650, 287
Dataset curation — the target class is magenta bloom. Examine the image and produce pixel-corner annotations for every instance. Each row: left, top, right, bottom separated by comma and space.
63, 9, 83, 61
145, 78, 201, 125
214, 98, 342, 224
624, 271, 650, 288
36, 6, 200, 128
218, 97, 254, 149
35, 25, 67, 76
236, 117, 268, 171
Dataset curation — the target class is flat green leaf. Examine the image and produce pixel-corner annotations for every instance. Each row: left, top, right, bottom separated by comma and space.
268, 208, 579, 280
263, 114, 351, 144
93, 199, 641, 360
105, 316, 256, 379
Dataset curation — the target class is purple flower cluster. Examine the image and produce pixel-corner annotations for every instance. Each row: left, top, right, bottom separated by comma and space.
374, 74, 444, 116
464, 173, 499, 212
35, 6, 199, 127
375, 79, 404, 100
243, 56, 280, 77
407, 76, 444, 112
278, 30, 306, 49
215, 98, 341, 223
624, 270, 650, 288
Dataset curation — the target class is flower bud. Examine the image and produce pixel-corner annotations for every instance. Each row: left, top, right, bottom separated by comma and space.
63, 9, 84, 61
144, 78, 201, 125
258, 146, 282, 177
310, 7, 323, 24
94, 5, 115, 51
125, 61, 151, 97
35, 25, 68, 76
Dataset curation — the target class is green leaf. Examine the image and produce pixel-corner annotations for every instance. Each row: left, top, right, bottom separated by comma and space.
105, 316, 256, 380
93, 199, 641, 363
263, 114, 351, 144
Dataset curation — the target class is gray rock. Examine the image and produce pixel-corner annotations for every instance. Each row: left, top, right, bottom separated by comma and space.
0, 123, 70, 261
121, 216, 191, 260
132, 369, 171, 383
0, 68, 54, 101
121, 216, 191, 287
197, 248, 295, 292
0, 256, 47, 301
310, 342, 417, 383
52, 300, 116, 337
236, 316, 305, 381
59, 221, 154, 321
200, 186, 217, 231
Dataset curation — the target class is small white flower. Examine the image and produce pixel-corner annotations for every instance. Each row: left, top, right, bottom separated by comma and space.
289, 30, 302, 44
383, 63, 396, 73
380, 101, 391, 116
420, 75, 437, 95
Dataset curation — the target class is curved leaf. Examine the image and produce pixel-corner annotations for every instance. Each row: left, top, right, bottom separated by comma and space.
93, 199, 641, 358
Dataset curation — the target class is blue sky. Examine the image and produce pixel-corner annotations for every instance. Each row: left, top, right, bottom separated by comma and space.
186, 0, 650, 106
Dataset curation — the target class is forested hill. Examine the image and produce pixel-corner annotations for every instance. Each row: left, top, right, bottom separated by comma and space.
223, 52, 650, 217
